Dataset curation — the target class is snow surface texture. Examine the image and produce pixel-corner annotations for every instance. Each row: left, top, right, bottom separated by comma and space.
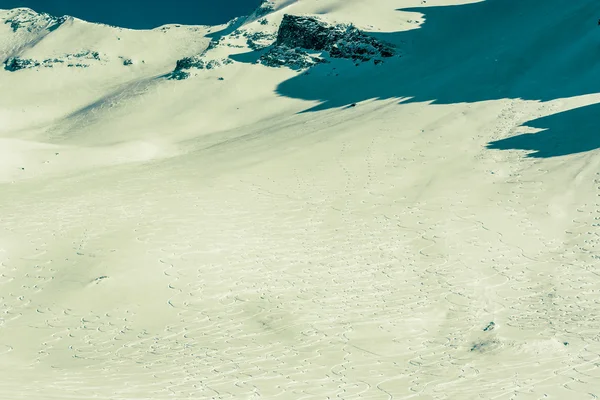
2, 0, 600, 399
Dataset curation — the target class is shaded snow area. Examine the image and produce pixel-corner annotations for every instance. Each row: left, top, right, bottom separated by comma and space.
2, 0, 600, 399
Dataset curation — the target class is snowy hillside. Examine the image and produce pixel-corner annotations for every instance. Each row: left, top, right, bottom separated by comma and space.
1, 0, 600, 398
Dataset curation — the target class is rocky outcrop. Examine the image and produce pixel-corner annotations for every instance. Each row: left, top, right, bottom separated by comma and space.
169, 69, 191, 81
4, 57, 39, 71
259, 46, 327, 70
4, 56, 92, 71
4, 51, 103, 71
275, 15, 395, 60
258, 14, 395, 69
168, 56, 234, 80
244, 31, 277, 51
162, 13, 397, 79
275, 15, 339, 52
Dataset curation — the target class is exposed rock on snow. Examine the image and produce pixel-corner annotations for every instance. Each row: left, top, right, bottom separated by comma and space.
244, 31, 277, 51
206, 38, 221, 51
275, 15, 341, 52
4, 8, 67, 33
215, 29, 276, 50
483, 321, 496, 332
168, 56, 234, 80
4, 50, 102, 71
257, 14, 395, 70
169, 69, 190, 80
247, 0, 276, 21
4, 57, 39, 71
205, 37, 244, 50
166, 11, 396, 77
258, 46, 327, 70
276, 14, 395, 60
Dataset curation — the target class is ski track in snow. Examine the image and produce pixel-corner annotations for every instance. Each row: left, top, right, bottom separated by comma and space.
1, 100, 600, 399
1, 0, 600, 399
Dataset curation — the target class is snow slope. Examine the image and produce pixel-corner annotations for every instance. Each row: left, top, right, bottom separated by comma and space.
1, 0, 600, 398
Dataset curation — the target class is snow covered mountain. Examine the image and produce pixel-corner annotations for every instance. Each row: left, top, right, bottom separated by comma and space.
1, 0, 600, 398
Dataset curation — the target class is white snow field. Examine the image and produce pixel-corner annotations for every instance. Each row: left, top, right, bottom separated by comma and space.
1, 0, 600, 398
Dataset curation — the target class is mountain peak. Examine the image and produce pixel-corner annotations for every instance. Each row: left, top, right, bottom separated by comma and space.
2, 7, 69, 33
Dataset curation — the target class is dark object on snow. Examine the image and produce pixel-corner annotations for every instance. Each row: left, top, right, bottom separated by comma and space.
276, 15, 340, 51
349, 103, 357, 107
245, 31, 277, 51
123, 58, 133, 66
470, 338, 500, 353
483, 321, 495, 332
4, 57, 40, 71
274, 14, 395, 61
175, 56, 232, 71
168, 56, 233, 80
169, 70, 190, 80
174, 57, 200, 71
259, 46, 327, 69
258, 15, 394, 70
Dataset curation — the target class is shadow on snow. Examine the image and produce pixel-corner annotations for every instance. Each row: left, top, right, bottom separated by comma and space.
232, 0, 600, 158
487, 102, 600, 158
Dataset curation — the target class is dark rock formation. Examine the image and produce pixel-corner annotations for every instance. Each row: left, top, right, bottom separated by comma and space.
168, 56, 234, 80
259, 46, 327, 70
66, 63, 89, 68
283, 15, 393, 59
170, 13, 396, 78
244, 31, 277, 51
4, 51, 102, 72
257, 47, 306, 70
4, 57, 39, 71
483, 321, 495, 332
275, 15, 338, 51
206, 38, 221, 51
65, 50, 100, 60
257, 14, 396, 70
169, 70, 190, 80
274, 14, 395, 62
174, 57, 202, 71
